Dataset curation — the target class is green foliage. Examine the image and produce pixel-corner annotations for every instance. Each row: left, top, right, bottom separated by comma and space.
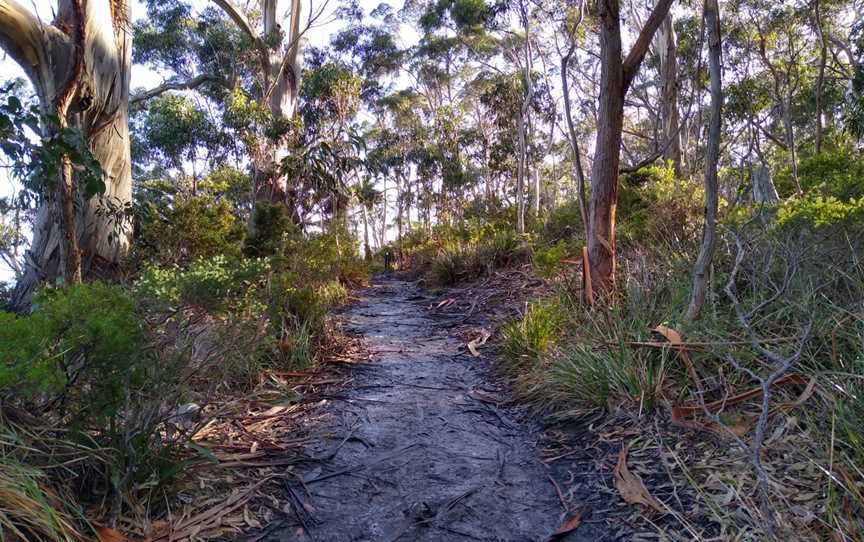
501, 299, 563, 371
0, 283, 145, 424
532, 241, 571, 279
0, 82, 106, 201
541, 199, 584, 244
135, 255, 268, 312
618, 163, 704, 250
430, 246, 467, 286
244, 202, 295, 258
138, 94, 210, 168
139, 192, 245, 265
776, 195, 864, 229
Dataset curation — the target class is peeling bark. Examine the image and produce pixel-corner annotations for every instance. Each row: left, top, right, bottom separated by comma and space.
1, 0, 133, 307
588, 0, 675, 293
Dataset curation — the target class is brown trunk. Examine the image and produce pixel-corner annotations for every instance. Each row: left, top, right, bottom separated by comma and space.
588, 0, 625, 293
588, 0, 675, 294
686, 0, 722, 321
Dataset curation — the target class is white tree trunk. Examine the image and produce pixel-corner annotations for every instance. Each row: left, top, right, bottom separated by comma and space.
656, 13, 682, 176
1, 0, 133, 307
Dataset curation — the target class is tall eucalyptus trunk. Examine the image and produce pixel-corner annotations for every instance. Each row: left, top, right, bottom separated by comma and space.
656, 13, 682, 176
1, 0, 133, 308
214, 0, 303, 228
588, 0, 675, 293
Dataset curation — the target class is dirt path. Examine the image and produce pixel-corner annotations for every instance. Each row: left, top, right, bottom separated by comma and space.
252, 278, 602, 541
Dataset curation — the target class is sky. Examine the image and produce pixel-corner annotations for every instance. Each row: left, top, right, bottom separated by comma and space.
0, 0, 409, 282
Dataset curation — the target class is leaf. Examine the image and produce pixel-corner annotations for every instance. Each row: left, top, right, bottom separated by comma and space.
613, 444, 667, 515
546, 509, 584, 541
467, 329, 491, 357
95, 526, 145, 542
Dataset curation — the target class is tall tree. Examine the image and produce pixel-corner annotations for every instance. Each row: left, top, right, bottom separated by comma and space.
687, 0, 723, 321
0, 0, 134, 307
588, 0, 675, 292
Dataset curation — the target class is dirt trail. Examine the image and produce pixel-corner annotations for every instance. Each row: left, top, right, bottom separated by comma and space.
253, 278, 601, 541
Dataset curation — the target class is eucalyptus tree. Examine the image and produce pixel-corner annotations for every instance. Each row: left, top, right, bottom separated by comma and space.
133, 0, 323, 234
0, 0, 134, 306
586, 0, 675, 293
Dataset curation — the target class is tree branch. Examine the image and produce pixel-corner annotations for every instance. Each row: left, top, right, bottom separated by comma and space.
622, 0, 676, 92
211, 0, 260, 42
130, 74, 224, 105
0, 0, 67, 94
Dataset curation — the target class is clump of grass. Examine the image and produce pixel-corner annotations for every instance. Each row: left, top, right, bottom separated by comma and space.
501, 299, 564, 373
430, 247, 467, 286
0, 440, 88, 542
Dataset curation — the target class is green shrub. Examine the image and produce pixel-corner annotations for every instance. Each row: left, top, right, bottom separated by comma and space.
776, 195, 864, 230
0, 283, 146, 419
317, 280, 349, 308
532, 241, 571, 278
0, 283, 191, 512
244, 201, 295, 258
139, 193, 244, 265
618, 163, 705, 250
135, 255, 269, 312
470, 229, 529, 274
541, 199, 584, 243
430, 247, 467, 286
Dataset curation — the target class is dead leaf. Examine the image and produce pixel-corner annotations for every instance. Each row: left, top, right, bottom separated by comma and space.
434, 298, 455, 310
653, 325, 701, 390
546, 509, 584, 541
467, 329, 491, 357
613, 444, 667, 515
95, 526, 145, 542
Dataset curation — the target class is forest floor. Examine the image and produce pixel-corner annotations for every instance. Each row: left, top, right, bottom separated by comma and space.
234, 276, 613, 542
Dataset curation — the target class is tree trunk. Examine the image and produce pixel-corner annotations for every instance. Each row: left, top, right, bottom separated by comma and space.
516, 108, 527, 234
588, 0, 625, 292
656, 13, 682, 176
588, 0, 675, 294
813, 0, 827, 154
217, 0, 303, 232
752, 165, 779, 204
362, 205, 371, 261
1, 0, 133, 308
686, 0, 722, 321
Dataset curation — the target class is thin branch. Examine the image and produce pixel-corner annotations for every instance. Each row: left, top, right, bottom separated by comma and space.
622, 0, 676, 92
130, 74, 225, 105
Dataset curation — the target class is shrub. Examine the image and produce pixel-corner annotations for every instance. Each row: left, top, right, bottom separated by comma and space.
776, 194, 864, 230
430, 247, 467, 286
618, 163, 705, 251
0, 283, 146, 419
470, 229, 529, 274
0, 283, 191, 516
244, 201, 295, 258
532, 241, 571, 278
541, 199, 584, 243
138, 193, 244, 265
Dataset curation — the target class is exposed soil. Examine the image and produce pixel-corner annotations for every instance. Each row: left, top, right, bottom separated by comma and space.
245, 277, 606, 541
